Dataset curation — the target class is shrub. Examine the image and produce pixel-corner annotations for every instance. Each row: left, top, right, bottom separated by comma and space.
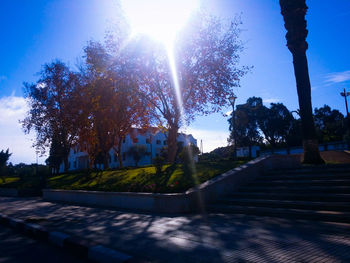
127, 145, 149, 167
153, 156, 165, 176
178, 144, 200, 165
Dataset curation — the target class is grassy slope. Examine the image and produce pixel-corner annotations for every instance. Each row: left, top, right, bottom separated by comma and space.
0, 177, 20, 186
47, 160, 246, 193
0, 176, 42, 189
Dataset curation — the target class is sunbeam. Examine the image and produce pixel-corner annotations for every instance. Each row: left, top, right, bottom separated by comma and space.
121, 0, 205, 213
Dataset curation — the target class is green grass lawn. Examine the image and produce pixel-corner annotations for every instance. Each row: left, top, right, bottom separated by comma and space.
47, 159, 246, 193
0, 177, 20, 187
0, 176, 43, 189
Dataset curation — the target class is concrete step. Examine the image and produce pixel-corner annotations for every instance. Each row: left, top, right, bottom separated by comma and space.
216, 198, 350, 212
268, 166, 350, 175
207, 204, 350, 223
227, 192, 350, 202
238, 186, 350, 194
249, 179, 350, 187
259, 173, 350, 181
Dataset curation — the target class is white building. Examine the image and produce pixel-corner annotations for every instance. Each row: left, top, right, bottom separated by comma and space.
59, 129, 197, 172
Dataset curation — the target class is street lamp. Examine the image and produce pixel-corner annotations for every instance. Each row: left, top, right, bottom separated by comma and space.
229, 94, 237, 159
340, 88, 350, 118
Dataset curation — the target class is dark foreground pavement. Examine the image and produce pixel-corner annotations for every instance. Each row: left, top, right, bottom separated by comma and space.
0, 197, 349, 263
0, 224, 87, 263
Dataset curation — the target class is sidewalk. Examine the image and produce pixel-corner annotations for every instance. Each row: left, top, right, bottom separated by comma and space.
0, 196, 349, 263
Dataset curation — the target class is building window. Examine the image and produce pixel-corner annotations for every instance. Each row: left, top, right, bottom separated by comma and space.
73, 161, 77, 168
122, 153, 126, 161
114, 154, 118, 162
163, 140, 167, 145
146, 138, 151, 144
156, 140, 161, 145
123, 138, 126, 143
132, 138, 139, 143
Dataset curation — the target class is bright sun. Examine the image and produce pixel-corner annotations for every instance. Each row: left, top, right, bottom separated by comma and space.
121, 0, 199, 48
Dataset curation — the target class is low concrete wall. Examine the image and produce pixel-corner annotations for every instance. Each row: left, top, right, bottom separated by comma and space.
43, 189, 191, 213
0, 188, 19, 197
0, 188, 43, 197
43, 154, 303, 213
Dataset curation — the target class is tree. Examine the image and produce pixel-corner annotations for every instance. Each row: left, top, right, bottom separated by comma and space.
178, 144, 200, 165
45, 134, 64, 175
127, 145, 149, 167
229, 98, 263, 145
78, 42, 151, 168
228, 97, 263, 157
133, 14, 247, 163
0, 149, 11, 181
258, 103, 294, 148
285, 117, 303, 148
22, 61, 82, 172
279, 0, 324, 164
314, 105, 345, 143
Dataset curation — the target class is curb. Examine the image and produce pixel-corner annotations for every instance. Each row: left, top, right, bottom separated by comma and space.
0, 213, 133, 263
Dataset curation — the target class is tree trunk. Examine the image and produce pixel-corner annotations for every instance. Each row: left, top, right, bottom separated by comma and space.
279, 0, 324, 164
88, 158, 94, 170
117, 141, 123, 168
63, 156, 69, 172
102, 152, 109, 170
291, 51, 324, 164
167, 124, 179, 163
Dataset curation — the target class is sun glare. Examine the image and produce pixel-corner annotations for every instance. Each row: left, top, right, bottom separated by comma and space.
120, 0, 204, 212
121, 0, 199, 47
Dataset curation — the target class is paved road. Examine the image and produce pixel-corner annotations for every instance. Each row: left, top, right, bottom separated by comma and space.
0, 224, 88, 263
0, 197, 350, 263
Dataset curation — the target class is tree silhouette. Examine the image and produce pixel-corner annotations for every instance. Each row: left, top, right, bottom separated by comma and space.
314, 105, 345, 143
0, 149, 11, 181
228, 97, 263, 157
258, 103, 294, 148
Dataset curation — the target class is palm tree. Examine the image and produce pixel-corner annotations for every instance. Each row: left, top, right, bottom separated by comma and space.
279, 0, 324, 164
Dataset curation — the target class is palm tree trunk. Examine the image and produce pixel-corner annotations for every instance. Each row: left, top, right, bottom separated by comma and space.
279, 0, 324, 164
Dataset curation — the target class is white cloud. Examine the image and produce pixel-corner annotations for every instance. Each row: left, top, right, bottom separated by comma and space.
0, 95, 47, 164
325, 70, 350, 84
182, 127, 229, 153
0, 75, 6, 81
263, 98, 280, 104
224, 110, 232, 117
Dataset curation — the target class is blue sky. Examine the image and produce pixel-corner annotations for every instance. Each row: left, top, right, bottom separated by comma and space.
1, 0, 350, 164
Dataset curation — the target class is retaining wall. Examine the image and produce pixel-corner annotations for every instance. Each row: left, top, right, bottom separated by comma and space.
0, 188, 18, 197
43, 154, 303, 213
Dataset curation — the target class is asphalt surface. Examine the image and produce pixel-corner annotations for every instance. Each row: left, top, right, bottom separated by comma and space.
0, 224, 88, 263
1, 197, 350, 263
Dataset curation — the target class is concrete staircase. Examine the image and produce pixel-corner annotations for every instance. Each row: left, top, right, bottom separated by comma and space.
209, 165, 350, 223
